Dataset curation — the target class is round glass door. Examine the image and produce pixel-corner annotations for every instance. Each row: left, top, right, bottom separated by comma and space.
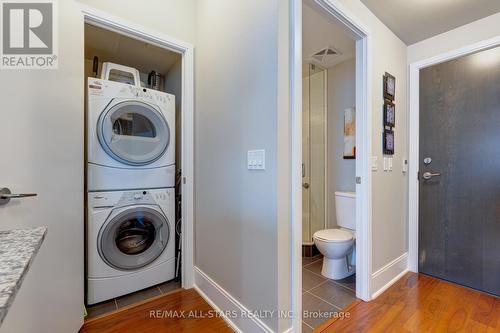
98, 206, 170, 270
97, 100, 170, 166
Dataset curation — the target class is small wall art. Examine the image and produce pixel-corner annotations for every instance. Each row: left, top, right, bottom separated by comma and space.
383, 100, 395, 128
383, 128, 395, 155
343, 107, 356, 159
383, 72, 395, 101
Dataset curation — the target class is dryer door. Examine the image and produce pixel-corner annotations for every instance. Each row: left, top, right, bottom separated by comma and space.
98, 206, 170, 270
97, 100, 170, 166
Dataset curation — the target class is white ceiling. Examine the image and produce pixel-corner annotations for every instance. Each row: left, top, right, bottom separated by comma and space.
84, 24, 181, 75
361, 0, 500, 45
303, 0, 355, 70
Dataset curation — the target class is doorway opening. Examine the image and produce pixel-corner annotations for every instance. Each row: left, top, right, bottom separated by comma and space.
81, 7, 194, 319
292, 0, 372, 331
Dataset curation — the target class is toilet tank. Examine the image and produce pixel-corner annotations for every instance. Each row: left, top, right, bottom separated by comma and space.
335, 191, 356, 230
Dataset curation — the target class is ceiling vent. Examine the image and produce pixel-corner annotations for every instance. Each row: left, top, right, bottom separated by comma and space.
310, 46, 341, 67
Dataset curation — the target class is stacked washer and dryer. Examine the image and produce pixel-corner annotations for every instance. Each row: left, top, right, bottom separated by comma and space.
86, 63, 176, 305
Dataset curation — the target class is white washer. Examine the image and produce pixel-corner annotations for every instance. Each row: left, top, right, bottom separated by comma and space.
87, 77, 175, 191
87, 188, 175, 305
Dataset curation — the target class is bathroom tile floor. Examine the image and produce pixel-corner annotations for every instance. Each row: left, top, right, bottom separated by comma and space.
302, 255, 357, 332
85, 279, 181, 319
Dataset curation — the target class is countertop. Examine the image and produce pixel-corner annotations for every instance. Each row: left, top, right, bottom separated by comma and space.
0, 227, 47, 325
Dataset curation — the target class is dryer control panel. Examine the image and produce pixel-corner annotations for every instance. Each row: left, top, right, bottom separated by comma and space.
126, 84, 172, 107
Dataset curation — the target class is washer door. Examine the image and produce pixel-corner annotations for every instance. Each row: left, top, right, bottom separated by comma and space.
98, 206, 170, 270
97, 100, 170, 166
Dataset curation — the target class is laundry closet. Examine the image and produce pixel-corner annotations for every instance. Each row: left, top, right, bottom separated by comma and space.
83, 23, 183, 317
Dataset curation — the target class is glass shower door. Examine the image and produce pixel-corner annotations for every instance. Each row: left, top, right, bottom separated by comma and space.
302, 64, 326, 244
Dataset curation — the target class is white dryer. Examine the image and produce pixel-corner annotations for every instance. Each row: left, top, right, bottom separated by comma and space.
87, 77, 175, 191
87, 188, 175, 305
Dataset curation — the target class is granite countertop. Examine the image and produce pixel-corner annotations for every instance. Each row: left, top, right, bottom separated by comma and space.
0, 227, 47, 325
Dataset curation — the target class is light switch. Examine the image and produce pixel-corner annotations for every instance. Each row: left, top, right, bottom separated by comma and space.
383, 157, 387, 171
247, 149, 265, 170
402, 159, 408, 174
371, 156, 378, 171
388, 157, 393, 171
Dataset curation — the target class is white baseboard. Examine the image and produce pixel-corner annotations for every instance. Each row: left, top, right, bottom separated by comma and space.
193, 266, 275, 333
371, 252, 408, 299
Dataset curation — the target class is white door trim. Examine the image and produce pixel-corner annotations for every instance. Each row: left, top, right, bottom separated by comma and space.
408, 35, 500, 272
79, 4, 195, 288
290, 0, 372, 331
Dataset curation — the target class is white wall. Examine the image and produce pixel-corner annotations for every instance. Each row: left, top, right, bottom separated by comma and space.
0, 1, 84, 332
1, 1, 197, 332
330, 0, 409, 294
408, 12, 500, 64
194, 0, 281, 331
326, 59, 356, 228
77, 0, 196, 43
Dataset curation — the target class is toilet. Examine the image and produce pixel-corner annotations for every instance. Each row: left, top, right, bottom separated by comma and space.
313, 191, 356, 280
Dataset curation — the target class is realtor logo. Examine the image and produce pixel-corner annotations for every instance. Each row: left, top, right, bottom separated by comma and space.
1, 1, 58, 69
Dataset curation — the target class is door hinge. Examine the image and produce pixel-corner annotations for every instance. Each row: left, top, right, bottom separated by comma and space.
355, 176, 361, 184
417, 171, 420, 181
183, 177, 186, 184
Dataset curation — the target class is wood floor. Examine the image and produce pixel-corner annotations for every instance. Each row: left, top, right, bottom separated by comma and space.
80, 273, 499, 333
317, 272, 500, 333
80, 288, 233, 333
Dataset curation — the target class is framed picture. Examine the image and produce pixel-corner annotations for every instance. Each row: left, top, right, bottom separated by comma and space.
383, 129, 394, 155
343, 107, 356, 159
383, 100, 395, 128
383, 72, 395, 101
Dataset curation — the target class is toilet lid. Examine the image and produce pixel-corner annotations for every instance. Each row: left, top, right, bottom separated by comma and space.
314, 229, 353, 242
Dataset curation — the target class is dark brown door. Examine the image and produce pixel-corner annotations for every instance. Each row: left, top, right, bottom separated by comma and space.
419, 46, 500, 296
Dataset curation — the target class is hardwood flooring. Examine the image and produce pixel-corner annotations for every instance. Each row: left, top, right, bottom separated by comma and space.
80, 288, 234, 333
80, 272, 499, 332
317, 272, 500, 333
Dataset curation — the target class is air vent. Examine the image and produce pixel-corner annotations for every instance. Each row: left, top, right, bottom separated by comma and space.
310, 46, 341, 67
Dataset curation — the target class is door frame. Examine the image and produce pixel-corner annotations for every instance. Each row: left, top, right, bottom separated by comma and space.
291, 0, 372, 330
79, 4, 195, 288
408, 35, 500, 272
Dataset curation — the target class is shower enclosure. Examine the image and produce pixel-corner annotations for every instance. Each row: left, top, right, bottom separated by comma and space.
302, 63, 327, 245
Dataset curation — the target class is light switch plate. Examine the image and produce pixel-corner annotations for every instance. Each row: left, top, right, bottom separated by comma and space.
247, 149, 265, 170
402, 159, 408, 173
371, 156, 378, 171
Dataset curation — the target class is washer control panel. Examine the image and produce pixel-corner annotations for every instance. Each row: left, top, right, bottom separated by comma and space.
89, 188, 173, 208
119, 190, 154, 205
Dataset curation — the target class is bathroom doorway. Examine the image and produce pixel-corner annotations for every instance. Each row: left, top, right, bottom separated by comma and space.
291, 0, 372, 331
300, 1, 361, 331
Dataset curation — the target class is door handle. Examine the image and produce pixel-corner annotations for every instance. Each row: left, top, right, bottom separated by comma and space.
0, 187, 37, 205
422, 172, 441, 180
302, 183, 310, 189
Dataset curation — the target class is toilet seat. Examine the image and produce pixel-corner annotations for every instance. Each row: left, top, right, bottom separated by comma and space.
313, 228, 353, 243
